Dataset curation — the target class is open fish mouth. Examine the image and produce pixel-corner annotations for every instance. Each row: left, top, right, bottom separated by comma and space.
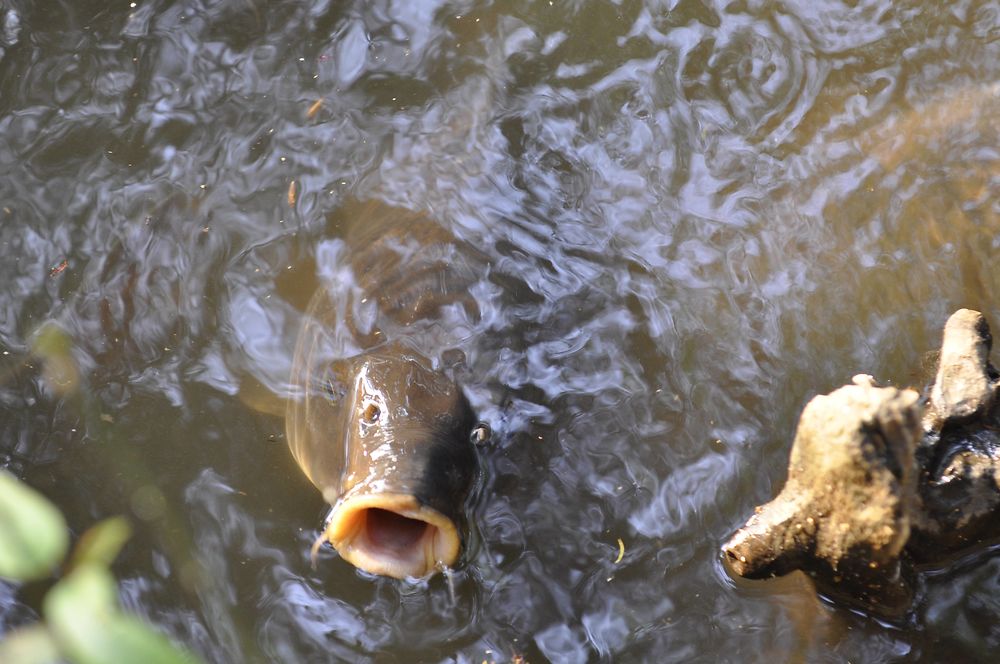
319, 492, 461, 579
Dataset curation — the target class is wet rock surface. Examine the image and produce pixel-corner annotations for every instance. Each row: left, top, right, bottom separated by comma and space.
912, 310, 1000, 561
925, 309, 998, 430
724, 309, 1000, 612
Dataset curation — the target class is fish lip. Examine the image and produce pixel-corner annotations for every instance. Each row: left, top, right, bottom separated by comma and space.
323, 491, 461, 579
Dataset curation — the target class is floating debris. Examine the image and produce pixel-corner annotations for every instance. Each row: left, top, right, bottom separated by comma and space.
306, 98, 323, 119
49, 259, 68, 277
614, 537, 624, 564
287, 180, 297, 207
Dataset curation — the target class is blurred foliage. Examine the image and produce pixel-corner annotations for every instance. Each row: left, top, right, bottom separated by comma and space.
0, 471, 202, 664
0, 472, 68, 581
31, 323, 81, 396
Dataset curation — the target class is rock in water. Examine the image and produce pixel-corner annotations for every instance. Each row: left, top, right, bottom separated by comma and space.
723, 375, 922, 608
724, 310, 1000, 612
926, 308, 998, 430
911, 309, 1000, 558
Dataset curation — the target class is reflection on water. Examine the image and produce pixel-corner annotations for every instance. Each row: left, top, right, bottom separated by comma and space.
0, 0, 998, 661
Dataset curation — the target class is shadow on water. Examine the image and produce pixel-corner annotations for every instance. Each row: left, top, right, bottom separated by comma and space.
0, 0, 998, 661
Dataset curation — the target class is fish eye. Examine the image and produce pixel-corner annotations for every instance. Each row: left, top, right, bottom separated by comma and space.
470, 423, 491, 444
361, 401, 381, 424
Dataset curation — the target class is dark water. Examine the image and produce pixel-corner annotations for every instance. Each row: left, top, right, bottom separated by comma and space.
1, 0, 998, 661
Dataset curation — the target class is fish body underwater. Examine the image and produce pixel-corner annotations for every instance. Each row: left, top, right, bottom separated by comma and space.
286, 199, 484, 579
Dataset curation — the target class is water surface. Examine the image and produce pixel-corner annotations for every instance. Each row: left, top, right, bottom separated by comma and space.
0, 0, 998, 661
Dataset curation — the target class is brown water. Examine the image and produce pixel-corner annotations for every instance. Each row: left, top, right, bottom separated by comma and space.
0, 0, 998, 661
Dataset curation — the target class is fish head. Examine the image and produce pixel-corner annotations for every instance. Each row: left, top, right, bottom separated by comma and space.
305, 350, 481, 579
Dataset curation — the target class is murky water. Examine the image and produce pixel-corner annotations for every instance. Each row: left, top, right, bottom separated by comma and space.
1, 0, 998, 661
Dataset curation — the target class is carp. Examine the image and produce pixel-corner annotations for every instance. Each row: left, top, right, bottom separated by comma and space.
286, 199, 486, 579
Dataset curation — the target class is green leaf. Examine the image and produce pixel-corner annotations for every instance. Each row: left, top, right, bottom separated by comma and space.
44, 564, 118, 632
95, 615, 199, 664
45, 565, 199, 664
0, 471, 69, 581
0, 624, 63, 664
68, 516, 132, 572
